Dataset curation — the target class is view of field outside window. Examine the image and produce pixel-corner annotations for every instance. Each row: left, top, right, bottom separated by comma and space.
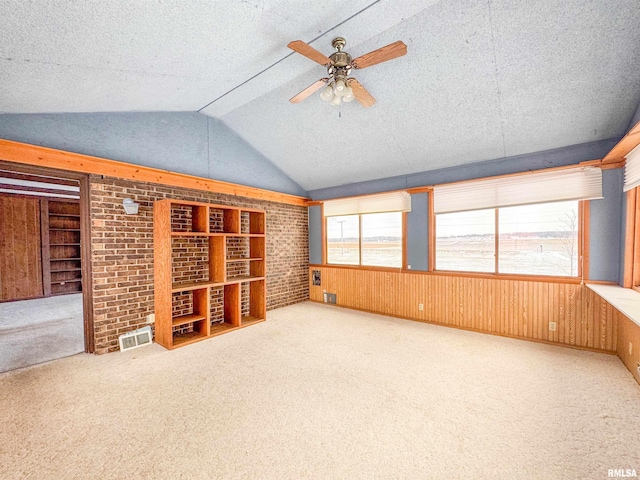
435, 209, 495, 272
327, 212, 402, 267
436, 201, 579, 276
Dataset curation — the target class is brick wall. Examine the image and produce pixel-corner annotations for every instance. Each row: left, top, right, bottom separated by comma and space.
90, 176, 309, 353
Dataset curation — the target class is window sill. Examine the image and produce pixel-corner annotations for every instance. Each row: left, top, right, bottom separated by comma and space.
311, 264, 583, 283
586, 283, 640, 327
320, 263, 403, 272
430, 269, 580, 283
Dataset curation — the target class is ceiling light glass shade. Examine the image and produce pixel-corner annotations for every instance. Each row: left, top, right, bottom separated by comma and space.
342, 86, 354, 102
334, 79, 347, 97
330, 95, 342, 106
320, 84, 334, 102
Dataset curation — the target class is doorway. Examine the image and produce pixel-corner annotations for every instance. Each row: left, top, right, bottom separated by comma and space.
0, 163, 93, 372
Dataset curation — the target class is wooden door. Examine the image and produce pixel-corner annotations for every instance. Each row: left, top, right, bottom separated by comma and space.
0, 194, 43, 301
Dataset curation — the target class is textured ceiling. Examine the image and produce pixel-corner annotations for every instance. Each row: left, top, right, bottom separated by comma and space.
1, 1, 640, 191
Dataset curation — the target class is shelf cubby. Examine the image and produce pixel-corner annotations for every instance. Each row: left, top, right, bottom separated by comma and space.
242, 279, 266, 325
170, 202, 209, 233
170, 287, 210, 346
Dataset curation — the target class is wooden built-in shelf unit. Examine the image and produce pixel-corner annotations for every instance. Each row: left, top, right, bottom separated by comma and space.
154, 199, 266, 349
41, 199, 83, 296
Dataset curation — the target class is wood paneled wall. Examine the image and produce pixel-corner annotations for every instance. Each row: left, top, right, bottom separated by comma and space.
309, 266, 618, 352
0, 194, 43, 301
616, 312, 640, 383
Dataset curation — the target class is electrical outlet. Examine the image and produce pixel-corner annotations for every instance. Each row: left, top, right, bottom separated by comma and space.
147, 313, 155, 324
418, 303, 424, 311
629, 342, 633, 356
549, 322, 557, 332
407, 264, 412, 269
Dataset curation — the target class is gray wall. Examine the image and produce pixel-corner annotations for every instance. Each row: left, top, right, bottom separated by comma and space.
406, 193, 429, 271
309, 205, 323, 265
589, 169, 623, 282
0, 112, 307, 197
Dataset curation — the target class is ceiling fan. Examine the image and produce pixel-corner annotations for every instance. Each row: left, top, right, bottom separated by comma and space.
288, 37, 407, 108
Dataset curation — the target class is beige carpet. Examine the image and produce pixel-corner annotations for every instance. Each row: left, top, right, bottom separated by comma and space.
1, 301, 639, 480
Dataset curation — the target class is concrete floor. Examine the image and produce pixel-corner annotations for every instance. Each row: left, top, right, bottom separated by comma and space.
0, 294, 84, 372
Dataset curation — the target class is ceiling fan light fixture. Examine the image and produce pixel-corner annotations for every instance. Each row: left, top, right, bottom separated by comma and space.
334, 79, 347, 97
320, 84, 334, 102
330, 94, 342, 106
342, 86, 354, 102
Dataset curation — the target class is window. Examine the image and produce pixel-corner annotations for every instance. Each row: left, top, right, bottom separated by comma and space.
435, 209, 495, 273
327, 212, 402, 267
499, 202, 579, 276
326, 215, 359, 265
436, 201, 580, 277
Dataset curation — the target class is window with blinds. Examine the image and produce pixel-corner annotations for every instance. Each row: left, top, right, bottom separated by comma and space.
323, 192, 409, 268
433, 166, 597, 277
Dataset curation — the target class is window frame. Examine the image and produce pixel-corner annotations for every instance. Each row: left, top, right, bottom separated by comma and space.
324, 211, 405, 269
623, 187, 640, 291
431, 196, 588, 280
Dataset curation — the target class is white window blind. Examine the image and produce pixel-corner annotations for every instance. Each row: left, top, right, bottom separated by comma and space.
433, 166, 603, 214
323, 191, 411, 216
623, 144, 640, 192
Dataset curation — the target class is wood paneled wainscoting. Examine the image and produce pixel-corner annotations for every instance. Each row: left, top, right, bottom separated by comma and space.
309, 266, 619, 353
616, 313, 640, 383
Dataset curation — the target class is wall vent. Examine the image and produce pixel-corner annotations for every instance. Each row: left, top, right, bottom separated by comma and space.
323, 293, 337, 304
119, 326, 153, 352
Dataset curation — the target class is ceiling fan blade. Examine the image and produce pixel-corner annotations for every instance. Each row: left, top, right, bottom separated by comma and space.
348, 79, 375, 108
288, 40, 332, 66
351, 40, 407, 69
290, 78, 329, 104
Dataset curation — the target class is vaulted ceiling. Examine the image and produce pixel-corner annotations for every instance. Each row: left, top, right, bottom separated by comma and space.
1, 1, 639, 191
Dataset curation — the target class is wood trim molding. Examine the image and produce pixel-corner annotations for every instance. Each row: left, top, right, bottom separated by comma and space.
320, 203, 327, 265
39, 199, 52, 297
623, 189, 636, 288
494, 209, 500, 273
402, 211, 408, 269
0, 139, 310, 206
581, 200, 590, 281
600, 160, 625, 170
78, 174, 95, 353
602, 120, 640, 165
586, 280, 620, 285
406, 186, 433, 194
427, 190, 435, 271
